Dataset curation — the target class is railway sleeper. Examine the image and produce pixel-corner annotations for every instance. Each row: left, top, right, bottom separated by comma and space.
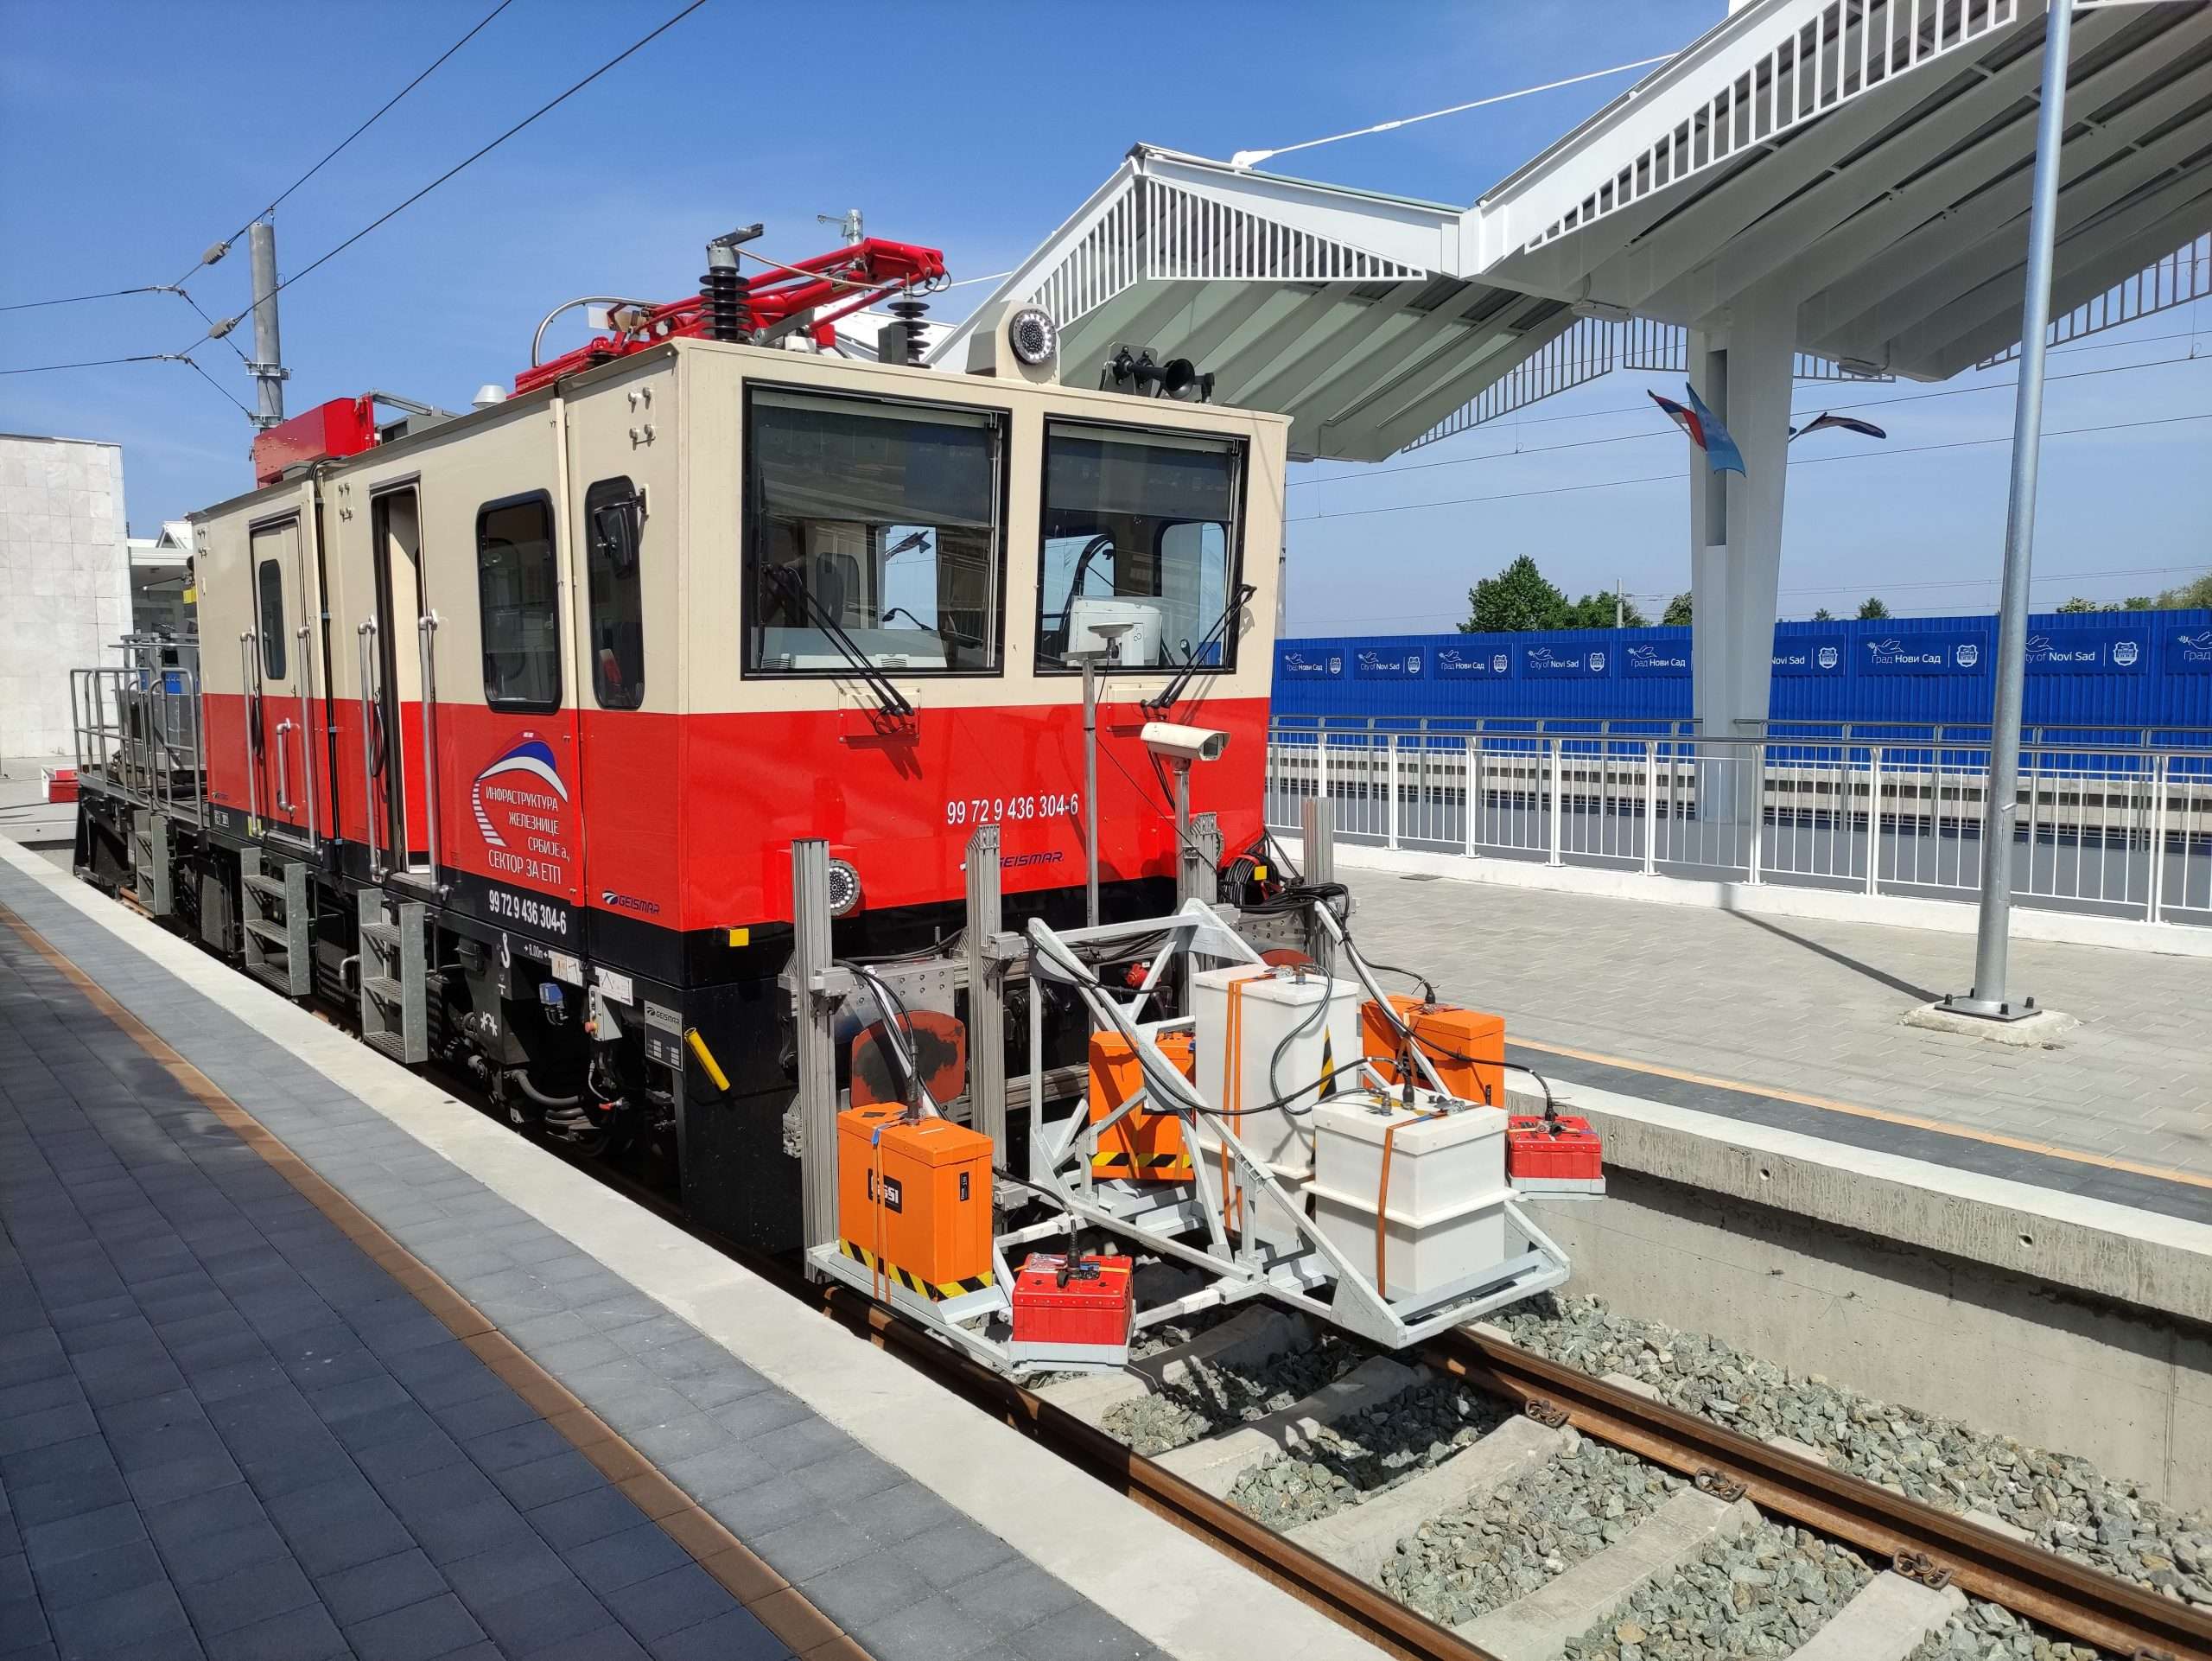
1155, 1354, 1425, 1499
1458, 1488, 1761, 1661
1039, 1305, 1308, 1423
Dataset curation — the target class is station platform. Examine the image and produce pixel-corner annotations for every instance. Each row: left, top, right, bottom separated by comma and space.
1338, 862, 2212, 1225
0, 836, 1387, 1661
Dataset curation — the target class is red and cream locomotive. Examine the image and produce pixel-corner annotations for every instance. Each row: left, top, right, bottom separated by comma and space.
73, 228, 1586, 1370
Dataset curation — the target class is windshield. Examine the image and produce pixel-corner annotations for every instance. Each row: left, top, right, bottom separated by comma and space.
1036, 422, 1241, 673
745, 387, 1003, 674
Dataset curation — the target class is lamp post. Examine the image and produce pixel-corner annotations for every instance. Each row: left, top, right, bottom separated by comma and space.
1945, 0, 2074, 1021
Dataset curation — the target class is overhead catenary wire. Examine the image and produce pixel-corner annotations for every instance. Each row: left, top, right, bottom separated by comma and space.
1229, 54, 1675, 169
173, 0, 519, 290
168, 0, 709, 354
0, 2, 516, 320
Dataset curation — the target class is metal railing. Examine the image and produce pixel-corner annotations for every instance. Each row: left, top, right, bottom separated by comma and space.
1266, 718, 2212, 930
68, 638, 207, 832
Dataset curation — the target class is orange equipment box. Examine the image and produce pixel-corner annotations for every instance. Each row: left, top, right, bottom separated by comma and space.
1359, 995, 1505, 1108
1505, 1114, 1605, 1194
1088, 1028, 1196, 1181
836, 1105, 995, 1299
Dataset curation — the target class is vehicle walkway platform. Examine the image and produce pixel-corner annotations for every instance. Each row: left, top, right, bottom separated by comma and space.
1339, 863, 2212, 1223
0, 837, 1386, 1661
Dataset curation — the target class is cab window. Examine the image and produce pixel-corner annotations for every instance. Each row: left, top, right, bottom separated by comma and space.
1037, 422, 1242, 673
744, 386, 1004, 675
255, 556, 287, 680
585, 477, 645, 710
476, 494, 562, 712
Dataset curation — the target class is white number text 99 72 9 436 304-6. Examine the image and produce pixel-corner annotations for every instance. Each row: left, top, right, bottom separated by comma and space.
944, 792, 1078, 827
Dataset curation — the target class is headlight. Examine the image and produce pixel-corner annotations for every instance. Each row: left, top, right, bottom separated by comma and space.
827, 859, 863, 917
1007, 306, 1058, 367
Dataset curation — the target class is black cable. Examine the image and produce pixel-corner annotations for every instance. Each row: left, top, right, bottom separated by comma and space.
0, 353, 174, 376
175, 355, 256, 421
171, 290, 251, 366
1338, 926, 1557, 1118
241, 1, 709, 310
180, 0, 519, 290
0, 286, 170, 314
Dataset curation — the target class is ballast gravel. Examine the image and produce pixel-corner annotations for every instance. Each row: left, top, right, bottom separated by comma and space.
1102, 1334, 1363, 1455
1379, 1430, 1679, 1627
1497, 1294, 2211, 1611
1914, 1601, 2102, 1661
1227, 1379, 1514, 1530
1562, 1521, 1873, 1660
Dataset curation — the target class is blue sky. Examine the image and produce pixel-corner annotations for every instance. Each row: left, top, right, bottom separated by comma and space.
4, 0, 2205, 630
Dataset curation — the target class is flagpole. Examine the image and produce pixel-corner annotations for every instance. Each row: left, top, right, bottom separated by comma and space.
1946, 0, 2073, 1022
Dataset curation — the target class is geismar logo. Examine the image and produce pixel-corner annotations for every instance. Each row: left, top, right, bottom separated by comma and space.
600, 890, 663, 915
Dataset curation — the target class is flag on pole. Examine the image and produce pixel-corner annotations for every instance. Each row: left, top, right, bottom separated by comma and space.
1648, 383, 1745, 475
1789, 411, 1889, 442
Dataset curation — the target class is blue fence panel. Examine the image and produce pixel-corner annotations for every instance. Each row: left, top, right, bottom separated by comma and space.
1274, 609, 2212, 733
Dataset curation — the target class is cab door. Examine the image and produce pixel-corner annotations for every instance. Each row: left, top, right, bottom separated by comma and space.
366, 486, 430, 877
421, 484, 588, 945
245, 513, 314, 843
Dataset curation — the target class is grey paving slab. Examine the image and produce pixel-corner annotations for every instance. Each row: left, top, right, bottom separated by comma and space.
0, 919, 775, 1660
0, 855, 1186, 1661
1341, 869, 2212, 1219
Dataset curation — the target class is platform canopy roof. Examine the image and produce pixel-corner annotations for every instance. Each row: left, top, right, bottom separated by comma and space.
932, 0, 2212, 462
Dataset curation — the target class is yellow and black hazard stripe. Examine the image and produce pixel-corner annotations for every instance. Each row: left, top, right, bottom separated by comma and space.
839, 1240, 993, 1301
1090, 1149, 1195, 1175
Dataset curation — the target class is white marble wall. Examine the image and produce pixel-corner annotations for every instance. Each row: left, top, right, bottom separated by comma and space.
0, 435, 131, 760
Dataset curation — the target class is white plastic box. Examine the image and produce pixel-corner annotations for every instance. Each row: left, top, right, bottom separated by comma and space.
1307, 1088, 1513, 1305
1189, 964, 1361, 1179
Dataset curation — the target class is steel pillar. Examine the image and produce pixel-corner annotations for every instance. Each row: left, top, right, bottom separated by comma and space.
791, 838, 838, 1251
1948, 0, 2075, 1021
246, 220, 288, 432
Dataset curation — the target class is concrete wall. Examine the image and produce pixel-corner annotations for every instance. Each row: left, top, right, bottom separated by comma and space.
1520, 1079, 2212, 1512
0, 435, 130, 759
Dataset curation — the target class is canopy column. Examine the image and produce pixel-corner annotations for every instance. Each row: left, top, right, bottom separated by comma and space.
1688, 281, 1796, 780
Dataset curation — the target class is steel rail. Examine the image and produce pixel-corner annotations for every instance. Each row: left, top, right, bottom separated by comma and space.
816, 1285, 1495, 1661
1431, 1327, 2212, 1661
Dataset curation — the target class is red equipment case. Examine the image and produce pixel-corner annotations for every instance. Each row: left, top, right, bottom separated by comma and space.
1009, 1253, 1133, 1370
1505, 1115, 1605, 1195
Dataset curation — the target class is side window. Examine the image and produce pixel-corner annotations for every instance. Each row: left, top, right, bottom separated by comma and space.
476, 495, 562, 711
255, 556, 288, 680
743, 387, 1005, 675
1037, 423, 1243, 673
585, 478, 645, 710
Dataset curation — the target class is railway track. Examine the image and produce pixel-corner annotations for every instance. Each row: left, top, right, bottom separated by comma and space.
96, 912, 2204, 1661
821, 1284, 2212, 1661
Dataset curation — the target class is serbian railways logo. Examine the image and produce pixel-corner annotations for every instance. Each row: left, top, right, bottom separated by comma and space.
471, 735, 569, 849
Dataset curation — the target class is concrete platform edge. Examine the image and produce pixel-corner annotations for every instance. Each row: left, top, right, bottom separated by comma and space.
0, 834, 1389, 1661
1520, 1070, 2212, 1326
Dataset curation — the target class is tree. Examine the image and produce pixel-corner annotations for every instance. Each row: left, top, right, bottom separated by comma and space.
2120, 595, 2156, 611
1662, 592, 1693, 627
1856, 596, 1891, 620
1460, 555, 1571, 633
1564, 592, 1649, 628
2056, 595, 2101, 613
1811, 607, 1834, 621
2153, 572, 2212, 609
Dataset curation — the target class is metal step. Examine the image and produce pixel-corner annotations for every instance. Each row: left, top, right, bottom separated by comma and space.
357, 896, 428, 1065
362, 1029, 416, 1065
243, 873, 289, 901
246, 962, 302, 998
243, 919, 293, 947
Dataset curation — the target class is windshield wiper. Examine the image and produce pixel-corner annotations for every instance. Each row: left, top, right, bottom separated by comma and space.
1145, 582, 1255, 715
764, 567, 914, 718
